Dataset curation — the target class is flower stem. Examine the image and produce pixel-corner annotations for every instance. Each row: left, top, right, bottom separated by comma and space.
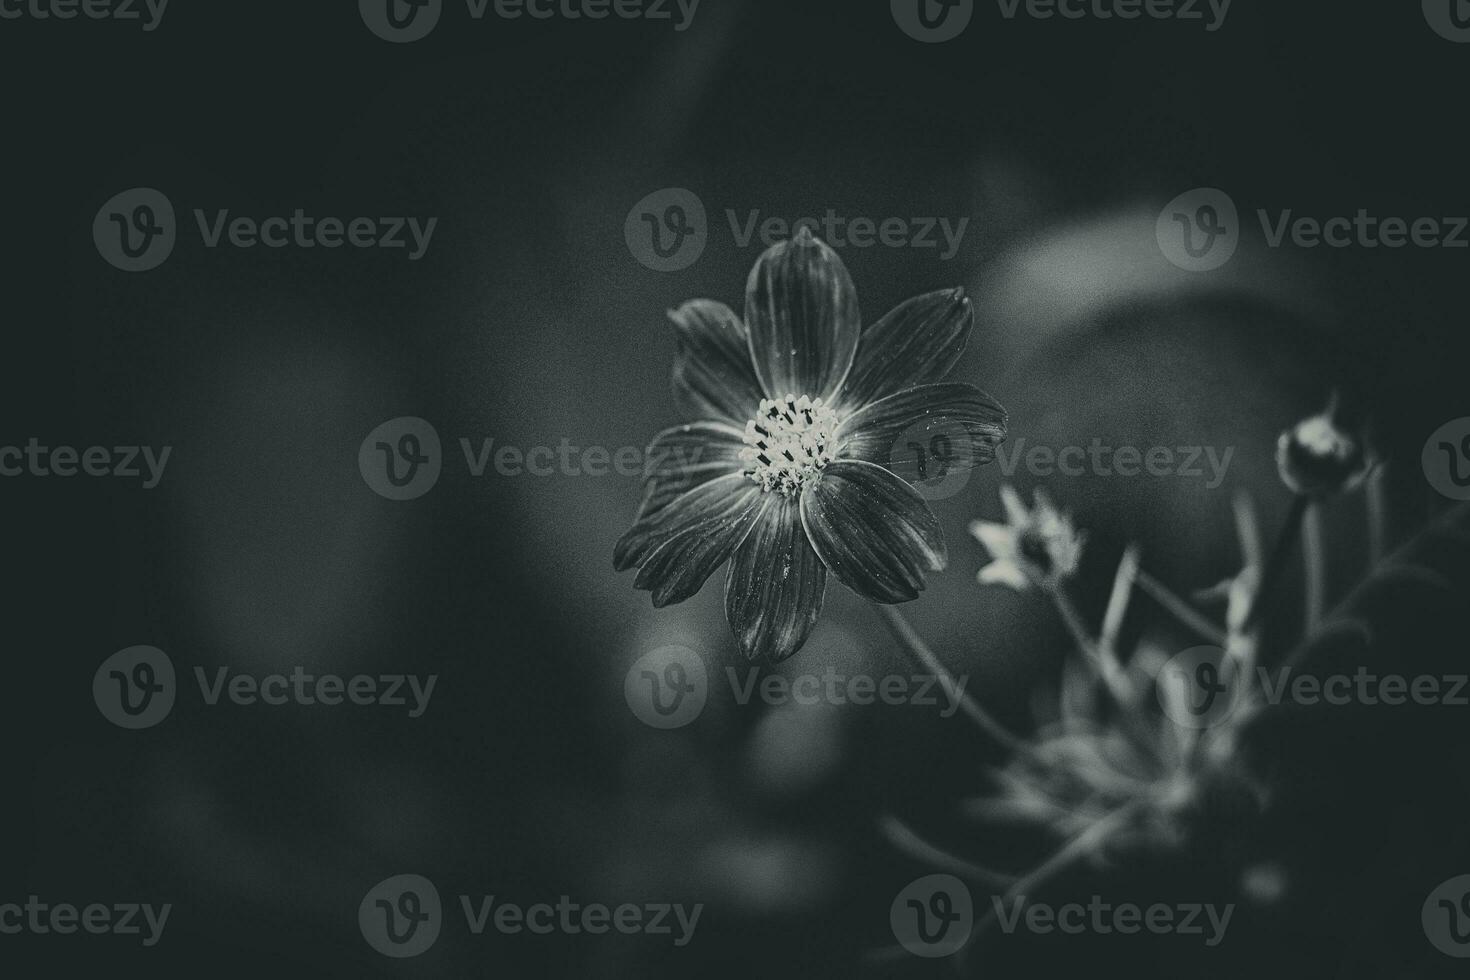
1134, 569, 1228, 646
1048, 583, 1131, 703
961, 801, 1145, 962
877, 815, 1016, 889
1046, 581, 1169, 764
1303, 500, 1326, 630
872, 603, 1030, 758
1366, 466, 1386, 565
1099, 545, 1139, 660
1241, 493, 1310, 632
1276, 502, 1469, 675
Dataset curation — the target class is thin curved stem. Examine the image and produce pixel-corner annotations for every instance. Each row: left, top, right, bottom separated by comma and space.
1241, 493, 1310, 632
1048, 584, 1101, 663
1303, 500, 1326, 630
1366, 466, 1386, 566
878, 815, 1017, 890
1045, 584, 1166, 765
1276, 501, 1470, 674
1048, 583, 1130, 703
873, 603, 1031, 758
959, 801, 1145, 967
1134, 569, 1228, 646
1099, 545, 1139, 660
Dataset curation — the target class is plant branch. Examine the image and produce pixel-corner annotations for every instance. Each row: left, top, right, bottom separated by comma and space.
873, 603, 1032, 759
1241, 493, 1310, 632
1134, 569, 1228, 646
878, 815, 1017, 890
1303, 500, 1326, 630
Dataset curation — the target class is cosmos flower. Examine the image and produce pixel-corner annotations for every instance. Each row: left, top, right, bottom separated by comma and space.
972, 499, 1267, 867
973, 635, 1262, 860
1275, 400, 1372, 497
880, 519, 1270, 961
969, 486, 1084, 591
613, 228, 1008, 663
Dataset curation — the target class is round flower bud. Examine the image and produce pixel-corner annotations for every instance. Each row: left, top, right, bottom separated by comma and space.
1275, 412, 1370, 497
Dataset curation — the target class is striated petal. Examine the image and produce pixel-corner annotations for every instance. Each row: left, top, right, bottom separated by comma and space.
837, 288, 973, 410
743, 228, 859, 402
668, 300, 765, 426
725, 495, 827, 663
636, 421, 746, 520
635, 495, 767, 608
614, 473, 755, 572
835, 383, 1007, 488
799, 459, 946, 604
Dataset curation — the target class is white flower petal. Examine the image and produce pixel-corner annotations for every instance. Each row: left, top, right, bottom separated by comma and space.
978, 560, 1031, 591
969, 520, 1018, 560
1000, 485, 1030, 526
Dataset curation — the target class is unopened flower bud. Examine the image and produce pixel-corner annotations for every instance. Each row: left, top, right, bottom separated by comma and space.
1275, 409, 1370, 497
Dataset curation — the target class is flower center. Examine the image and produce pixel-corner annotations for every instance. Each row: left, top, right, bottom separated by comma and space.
740, 395, 839, 496
1019, 526, 1055, 575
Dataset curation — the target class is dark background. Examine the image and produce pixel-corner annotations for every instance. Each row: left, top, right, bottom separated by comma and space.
2, 0, 1468, 976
